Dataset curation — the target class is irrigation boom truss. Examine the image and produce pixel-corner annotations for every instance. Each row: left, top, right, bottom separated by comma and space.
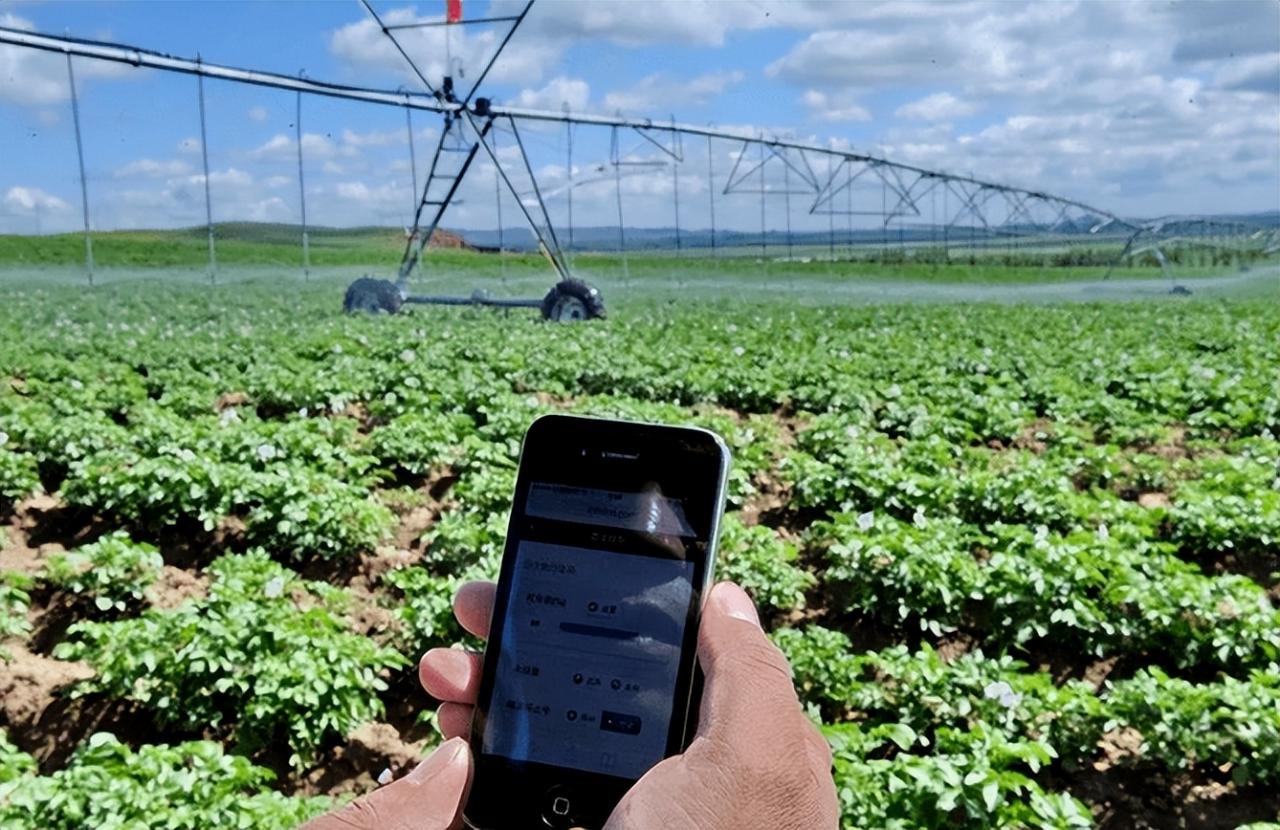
2, 2, 1274, 312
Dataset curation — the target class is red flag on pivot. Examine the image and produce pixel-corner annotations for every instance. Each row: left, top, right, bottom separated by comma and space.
446, 0, 462, 23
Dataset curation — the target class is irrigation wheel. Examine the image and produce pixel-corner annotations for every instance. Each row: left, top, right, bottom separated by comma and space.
541, 279, 606, 322
343, 277, 404, 314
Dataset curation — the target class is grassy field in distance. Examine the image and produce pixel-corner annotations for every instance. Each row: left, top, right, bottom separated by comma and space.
4, 223, 1274, 288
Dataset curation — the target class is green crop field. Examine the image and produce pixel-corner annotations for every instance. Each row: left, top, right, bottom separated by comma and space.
1, 275, 1279, 829
4, 223, 1273, 289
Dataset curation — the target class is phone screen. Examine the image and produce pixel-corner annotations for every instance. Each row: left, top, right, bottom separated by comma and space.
466, 416, 728, 830
482, 483, 698, 779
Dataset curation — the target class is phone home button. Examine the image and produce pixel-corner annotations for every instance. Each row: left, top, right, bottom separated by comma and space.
542, 785, 577, 828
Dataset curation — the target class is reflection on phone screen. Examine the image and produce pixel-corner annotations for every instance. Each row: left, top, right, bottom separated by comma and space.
482, 482, 696, 779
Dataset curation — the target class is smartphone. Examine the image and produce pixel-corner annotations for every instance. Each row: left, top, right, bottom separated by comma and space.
463, 414, 730, 830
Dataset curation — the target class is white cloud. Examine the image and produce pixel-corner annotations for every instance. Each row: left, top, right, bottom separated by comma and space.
3, 185, 69, 212
170, 168, 253, 189
514, 76, 590, 111
895, 92, 979, 122
249, 132, 354, 161
340, 127, 405, 148
248, 105, 269, 122
801, 90, 871, 123
1213, 53, 1280, 94
114, 159, 193, 179
603, 70, 744, 114
0, 12, 137, 105
247, 197, 290, 222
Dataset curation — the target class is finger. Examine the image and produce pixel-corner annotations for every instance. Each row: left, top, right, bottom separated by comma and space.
436, 701, 474, 740
694, 582, 803, 742
299, 738, 473, 830
454, 581, 497, 640
803, 718, 833, 774
419, 647, 483, 704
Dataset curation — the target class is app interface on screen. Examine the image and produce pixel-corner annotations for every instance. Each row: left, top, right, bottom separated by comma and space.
482, 483, 697, 780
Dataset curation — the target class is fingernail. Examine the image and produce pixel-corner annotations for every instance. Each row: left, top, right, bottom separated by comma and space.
428, 647, 472, 684
712, 582, 760, 627
406, 737, 468, 783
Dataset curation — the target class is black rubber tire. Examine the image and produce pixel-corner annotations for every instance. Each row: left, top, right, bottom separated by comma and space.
540, 279, 606, 322
343, 277, 403, 314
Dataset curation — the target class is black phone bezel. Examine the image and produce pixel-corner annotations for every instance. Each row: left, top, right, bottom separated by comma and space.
463, 414, 729, 830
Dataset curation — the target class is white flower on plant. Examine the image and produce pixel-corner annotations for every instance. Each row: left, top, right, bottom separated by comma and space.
726, 323, 738, 333
219, 408, 240, 425
256, 444, 278, 462
732, 346, 746, 357
0, 431, 8, 447
332, 343, 344, 354
263, 575, 285, 599
299, 407, 309, 417
1097, 523, 1110, 541
857, 511, 875, 531
983, 680, 1023, 709
400, 349, 416, 363
177, 448, 196, 462
70, 379, 83, 390
913, 508, 927, 527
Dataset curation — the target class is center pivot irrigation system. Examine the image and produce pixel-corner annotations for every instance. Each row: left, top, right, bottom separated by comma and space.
3, 1, 1276, 317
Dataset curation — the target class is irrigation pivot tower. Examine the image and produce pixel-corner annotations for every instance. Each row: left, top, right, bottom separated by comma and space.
2, 2, 1275, 312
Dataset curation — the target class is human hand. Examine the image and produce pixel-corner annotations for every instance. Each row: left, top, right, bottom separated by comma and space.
298, 737, 472, 830
420, 580, 838, 830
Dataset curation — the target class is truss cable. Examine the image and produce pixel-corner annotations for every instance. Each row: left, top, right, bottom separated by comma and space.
359, 0, 438, 98
672, 126, 681, 256
610, 127, 629, 285
507, 116, 565, 263
846, 161, 853, 259
782, 153, 791, 261
405, 104, 419, 221
707, 134, 717, 262
296, 88, 310, 281
565, 107, 574, 255
462, 0, 535, 106
828, 155, 835, 261
196, 67, 217, 284
759, 141, 767, 261
494, 125, 506, 286
65, 54, 94, 286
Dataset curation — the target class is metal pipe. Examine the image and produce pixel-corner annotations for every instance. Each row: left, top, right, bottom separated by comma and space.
358, 0, 438, 97
464, 111, 568, 281
65, 54, 94, 286
707, 134, 717, 260
197, 68, 217, 283
612, 127, 628, 283
495, 125, 506, 286
406, 106, 418, 222
565, 108, 574, 254
296, 89, 310, 280
462, 0, 535, 105
0, 25, 1132, 228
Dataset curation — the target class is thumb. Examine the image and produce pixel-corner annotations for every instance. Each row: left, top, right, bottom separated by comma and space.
300, 737, 473, 830
694, 582, 801, 744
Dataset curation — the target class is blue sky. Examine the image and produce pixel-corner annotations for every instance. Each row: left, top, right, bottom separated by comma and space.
1, 0, 1277, 234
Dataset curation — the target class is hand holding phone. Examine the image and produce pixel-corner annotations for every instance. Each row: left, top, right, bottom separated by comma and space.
300, 580, 838, 830
426, 579, 840, 830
